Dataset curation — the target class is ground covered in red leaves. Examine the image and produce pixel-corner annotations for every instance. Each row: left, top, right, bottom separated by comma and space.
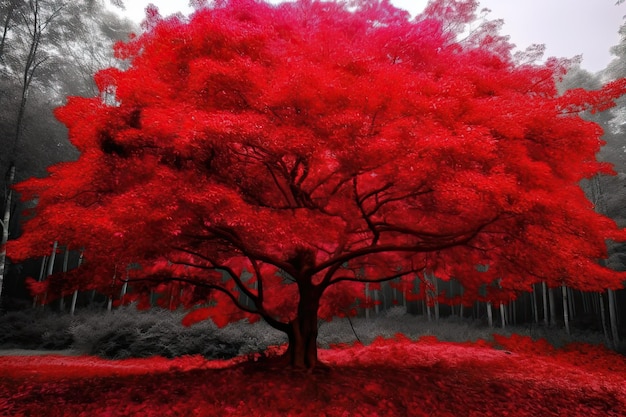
1, 335, 625, 417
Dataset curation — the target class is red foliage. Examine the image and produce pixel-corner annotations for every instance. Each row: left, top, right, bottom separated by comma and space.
1, 337, 625, 416
9, 0, 626, 339
24, 277, 48, 296
181, 307, 213, 327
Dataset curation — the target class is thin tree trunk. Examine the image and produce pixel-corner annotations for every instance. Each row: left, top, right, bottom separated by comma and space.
0, 165, 15, 304
365, 282, 370, 320
542, 282, 549, 326
487, 301, 493, 328
107, 266, 117, 312
433, 276, 439, 321
59, 246, 70, 312
40, 241, 57, 308
373, 288, 380, 316
530, 284, 539, 324
70, 250, 84, 316
120, 273, 128, 306
548, 286, 557, 327
499, 303, 506, 328
583, 291, 590, 314
599, 292, 611, 347
402, 288, 407, 313
511, 299, 516, 325
33, 255, 47, 307
562, 285, 570, 335
608, 289, 619, 349
568, 287, 576, 319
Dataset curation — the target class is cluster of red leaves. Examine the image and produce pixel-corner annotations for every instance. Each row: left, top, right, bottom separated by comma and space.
1, 336, 625, 417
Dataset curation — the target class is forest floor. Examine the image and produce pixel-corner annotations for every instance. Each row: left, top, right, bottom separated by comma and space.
1, 334, 625, 417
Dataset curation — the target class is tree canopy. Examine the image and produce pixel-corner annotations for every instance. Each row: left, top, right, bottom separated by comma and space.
9, 0, 626, 368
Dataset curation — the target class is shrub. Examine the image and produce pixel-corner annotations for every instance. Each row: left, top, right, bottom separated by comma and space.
0, 310, 73, 350
70, 306, 244, 359
0, 305, 613, 358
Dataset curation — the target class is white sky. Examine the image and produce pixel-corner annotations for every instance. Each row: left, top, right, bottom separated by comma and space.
110, 0, 626, 73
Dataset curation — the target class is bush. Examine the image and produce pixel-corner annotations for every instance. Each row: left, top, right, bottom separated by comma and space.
0, 305, 613, 358
0, 310, 74, 350
69, 306, 244, 359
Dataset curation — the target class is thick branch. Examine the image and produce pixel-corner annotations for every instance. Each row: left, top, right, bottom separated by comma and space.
312, 218, 495, 276
327, 268, 420, 287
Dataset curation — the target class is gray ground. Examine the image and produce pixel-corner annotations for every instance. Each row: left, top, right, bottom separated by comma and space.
0, 349, 79, 356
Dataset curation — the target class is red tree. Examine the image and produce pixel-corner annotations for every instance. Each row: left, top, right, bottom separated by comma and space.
9, 0, 626, 368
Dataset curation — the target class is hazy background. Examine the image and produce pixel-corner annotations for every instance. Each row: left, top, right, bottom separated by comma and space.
108, 0, 626, 73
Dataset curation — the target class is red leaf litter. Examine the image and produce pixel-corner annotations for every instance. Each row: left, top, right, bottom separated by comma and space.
1, 336, 625, 417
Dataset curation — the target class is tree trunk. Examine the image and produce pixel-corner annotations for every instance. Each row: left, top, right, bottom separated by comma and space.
487, 301, 493, 328
286, 286, 321, 369
59, 246, 70, 312
532, 284, 539, 323
608, 289, 619, 349
511, 299, 516, 325
365, 282, 370, 320
562, 285, 570, 335
37, 240, 57, 308
542, 281, 549, 326
33, 255, 47, 307
599, 292, 611, 347
402, 287, 407, 313
582, 291, 590, 314
70, 251, 84, 316
0, 165, 15, 304
568, 287, 576, 319
548, 286, 557, 326
433, 276, 439, 321
373, 287, 380, 316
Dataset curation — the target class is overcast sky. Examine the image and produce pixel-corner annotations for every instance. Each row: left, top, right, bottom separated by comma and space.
110, 0, 626, 73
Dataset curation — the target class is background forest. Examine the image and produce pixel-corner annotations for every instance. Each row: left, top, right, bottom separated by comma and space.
1, 0, 626, 353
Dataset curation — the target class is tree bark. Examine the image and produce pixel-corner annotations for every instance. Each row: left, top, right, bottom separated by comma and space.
599, 292, 611, 347
59, 246, 70, 311
548, 286, 557, 326
70, 250, 83, 316
286, 284, 321, 369
0, 165, 15, 303
608, 289, 619, 349
365, 282, 370, 320
562, 285, 570, 335
45, 241, 57, 308
542, 281, 549, 326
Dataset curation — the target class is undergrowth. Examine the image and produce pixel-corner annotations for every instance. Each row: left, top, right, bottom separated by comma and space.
0, 305, 613, 358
